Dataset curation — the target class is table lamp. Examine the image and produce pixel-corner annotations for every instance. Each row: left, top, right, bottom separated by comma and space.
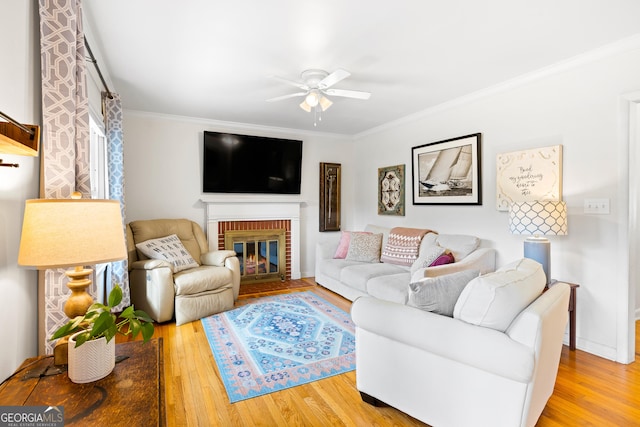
508, 200, 567, 284
18, 195, 127, 365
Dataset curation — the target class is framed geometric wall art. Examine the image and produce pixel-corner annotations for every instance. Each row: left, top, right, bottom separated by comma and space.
496, 145, 563, 211
411, 133, 482, 205
378, 164, 405, 216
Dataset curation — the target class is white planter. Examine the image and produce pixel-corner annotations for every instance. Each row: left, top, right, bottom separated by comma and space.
67, 332, 115, 383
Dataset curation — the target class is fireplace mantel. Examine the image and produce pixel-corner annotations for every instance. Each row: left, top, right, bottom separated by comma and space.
201, 195, 304, 204
201, 197, 303, 279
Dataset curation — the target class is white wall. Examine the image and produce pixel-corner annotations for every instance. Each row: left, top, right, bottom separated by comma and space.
121, 112, 355, 277
352, 43, 640, 361
0, 0, 41, 381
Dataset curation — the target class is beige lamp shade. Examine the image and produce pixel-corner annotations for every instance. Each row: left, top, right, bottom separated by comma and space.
18, 199, 126, 269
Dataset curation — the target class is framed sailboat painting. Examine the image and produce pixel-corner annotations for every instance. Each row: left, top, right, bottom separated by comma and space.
411, 133, 482, 205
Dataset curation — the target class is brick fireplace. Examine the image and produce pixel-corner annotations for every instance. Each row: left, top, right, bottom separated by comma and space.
202, 197, 302, 280
219, 220, 290, 281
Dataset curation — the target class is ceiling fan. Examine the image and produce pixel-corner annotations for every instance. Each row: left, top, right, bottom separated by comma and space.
267, 69, 371, 119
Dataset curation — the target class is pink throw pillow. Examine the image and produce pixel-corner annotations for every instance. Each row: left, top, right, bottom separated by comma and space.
334, 232, 352, 259
429, 252, 455, 266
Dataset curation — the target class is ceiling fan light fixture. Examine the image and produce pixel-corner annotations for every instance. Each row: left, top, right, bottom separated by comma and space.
269, 69, 371, 125
299, 100, 312, 112
305, 90, 320, 107
319, 95, 332, 111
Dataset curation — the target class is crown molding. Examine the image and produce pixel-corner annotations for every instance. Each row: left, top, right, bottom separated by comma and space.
123, 109, 353, 141
355, 33, 640, 140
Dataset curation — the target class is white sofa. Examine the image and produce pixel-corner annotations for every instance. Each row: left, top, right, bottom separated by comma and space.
351, 259, 571, 427
315, 224, 496, 302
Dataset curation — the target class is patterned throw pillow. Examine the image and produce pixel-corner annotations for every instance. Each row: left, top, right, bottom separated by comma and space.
333, 231, 371, 259
345, 233, 383, 263
135, 234, 199, 272
380, 227, 429, 266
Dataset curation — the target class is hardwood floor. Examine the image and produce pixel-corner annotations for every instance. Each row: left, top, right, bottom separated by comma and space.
122, 279, 640, 426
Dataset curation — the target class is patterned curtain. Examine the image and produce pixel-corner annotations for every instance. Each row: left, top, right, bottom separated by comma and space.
104, 92, 130, 309
39, 0, 91, 354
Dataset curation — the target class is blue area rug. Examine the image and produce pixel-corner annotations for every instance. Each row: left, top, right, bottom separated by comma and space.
201, 291, 356, 403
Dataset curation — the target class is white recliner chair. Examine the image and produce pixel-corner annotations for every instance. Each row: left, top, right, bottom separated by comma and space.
351, 259, 570, 427
126, 218, 240, 325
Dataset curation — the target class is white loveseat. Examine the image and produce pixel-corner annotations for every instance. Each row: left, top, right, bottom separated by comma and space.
351, 259, 571, 427
315, 224, 496, 302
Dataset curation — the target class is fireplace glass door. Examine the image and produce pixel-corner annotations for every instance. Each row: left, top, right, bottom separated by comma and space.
225, 229, 286, 283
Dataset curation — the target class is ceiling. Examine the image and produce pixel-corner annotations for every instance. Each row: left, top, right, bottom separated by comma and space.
84, 0, 640, 136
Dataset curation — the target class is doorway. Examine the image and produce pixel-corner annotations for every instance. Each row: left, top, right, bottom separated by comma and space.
623, 91, 640, 363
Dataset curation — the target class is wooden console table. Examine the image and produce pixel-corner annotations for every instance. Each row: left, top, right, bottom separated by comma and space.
0, 338, 165, 426
549, 280, 579, 351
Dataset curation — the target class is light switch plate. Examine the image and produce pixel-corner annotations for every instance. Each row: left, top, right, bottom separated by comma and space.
584, 198, 610, 214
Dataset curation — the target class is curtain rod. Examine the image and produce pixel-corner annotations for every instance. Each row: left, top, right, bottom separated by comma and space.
0, 159, 20, 168
84, 36, 113, 99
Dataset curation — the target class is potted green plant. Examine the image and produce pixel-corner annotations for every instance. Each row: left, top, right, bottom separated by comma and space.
51, 284, 154, 383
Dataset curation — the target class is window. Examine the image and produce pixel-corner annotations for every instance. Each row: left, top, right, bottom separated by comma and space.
89, 113, 109, 199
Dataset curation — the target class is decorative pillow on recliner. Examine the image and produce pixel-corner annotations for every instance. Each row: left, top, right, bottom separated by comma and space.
408, 269, 480, 317
135, 234, 199, 272
345, 233, 383, 262
453, 258, 546, 332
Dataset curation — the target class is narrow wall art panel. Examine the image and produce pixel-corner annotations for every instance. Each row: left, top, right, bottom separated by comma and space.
319, 162, 341, 231
378, 164, 405, 215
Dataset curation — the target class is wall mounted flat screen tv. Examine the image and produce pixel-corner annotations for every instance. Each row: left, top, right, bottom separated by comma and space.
203, 131, 303, 194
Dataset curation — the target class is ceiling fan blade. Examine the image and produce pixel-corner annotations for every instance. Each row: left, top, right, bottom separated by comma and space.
324, 88, 371, 100
269, 75, 309, 90
319, 69, 351, 89
266, 92, 308, 102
